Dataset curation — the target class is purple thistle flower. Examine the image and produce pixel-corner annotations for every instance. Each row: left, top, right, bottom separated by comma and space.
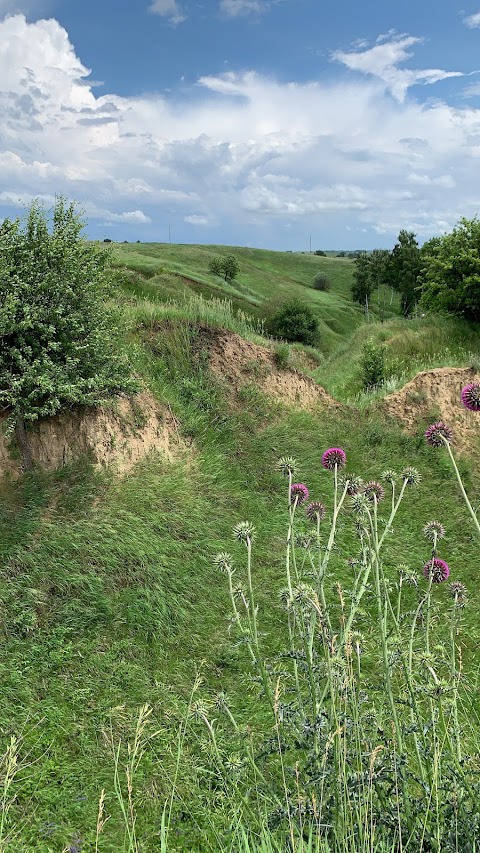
424, 422, 454, 447
423, 557, 450, 584
321, 448, 346, 471
461, 382, 480, 412
363, 481, 385, 503
291, 483, 309, 505
305, 501, 326, 523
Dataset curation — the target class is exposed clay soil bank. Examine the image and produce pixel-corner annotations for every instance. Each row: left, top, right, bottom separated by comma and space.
0, 392, 186, 476
384, 367, 480, 453
202, 328, 337, 411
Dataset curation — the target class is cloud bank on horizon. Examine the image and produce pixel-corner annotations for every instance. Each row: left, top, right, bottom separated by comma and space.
0, 9, 480, 248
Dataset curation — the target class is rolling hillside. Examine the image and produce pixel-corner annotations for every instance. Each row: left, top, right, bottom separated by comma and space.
1, 243, 480, 851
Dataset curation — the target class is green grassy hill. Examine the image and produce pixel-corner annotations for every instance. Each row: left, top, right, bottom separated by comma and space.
1, 243, 480, 851
111, 242, 399, 354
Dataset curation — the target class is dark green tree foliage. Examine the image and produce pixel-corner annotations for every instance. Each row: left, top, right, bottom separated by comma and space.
420, 218, 480, 321
351, 253, 373, 310
0, 198, 137, 468
389, 230, 421, 316
267, 298, 319, 346
208, 253, 240, 282
208, 256, 223, 276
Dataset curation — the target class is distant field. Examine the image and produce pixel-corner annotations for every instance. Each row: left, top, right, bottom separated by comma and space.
111, 242, 400, 354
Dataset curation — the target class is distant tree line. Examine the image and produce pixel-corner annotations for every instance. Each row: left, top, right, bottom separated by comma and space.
350, 217, 480, 322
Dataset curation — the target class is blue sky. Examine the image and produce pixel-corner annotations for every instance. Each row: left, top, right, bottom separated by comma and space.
1, 0, 480, 248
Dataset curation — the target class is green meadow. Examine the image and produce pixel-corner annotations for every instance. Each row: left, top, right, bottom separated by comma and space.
1, 242, 480, 851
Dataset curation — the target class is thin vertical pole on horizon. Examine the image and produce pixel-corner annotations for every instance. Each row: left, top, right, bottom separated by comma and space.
168, 225, 171, 244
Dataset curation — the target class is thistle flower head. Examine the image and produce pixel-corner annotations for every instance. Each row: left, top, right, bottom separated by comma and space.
461, 382, 480, 412
292, 582, 317, 607
232, 583, 247, 601
423, 557, 450, 584
423, 520, 446, 543
213, 552, 234, 574
321, 447, 346, 471
363, 481, 385, 503
276, 456, 298, 478
295, 532, 313, 550
350, 493, 370, 515
397, 564, 418, 586
340, 473, 363, 495
402, 466, 421, 486
279, 587, 293, 610
305, 501, 326, 523
425, 422, 453, 447
290, 483, 309, 505
382, 470, 397, 485
215, 692, 230, 711
449, 581, 468, 608
233, 521, 255, 544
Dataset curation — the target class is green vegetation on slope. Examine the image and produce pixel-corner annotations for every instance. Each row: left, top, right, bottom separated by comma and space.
2, 238, 480, 850
1, 294, 480, 849
111, 242, 399, 354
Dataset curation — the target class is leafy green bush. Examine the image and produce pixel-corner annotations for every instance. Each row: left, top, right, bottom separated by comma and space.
267, 298, 319, 346
312, 272, 330, 291
361, 338, 386, 389
0, 198, 137, 469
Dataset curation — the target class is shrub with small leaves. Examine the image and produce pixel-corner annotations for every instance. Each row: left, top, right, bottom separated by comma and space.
360, 338, 386, 389
312, 272, 330, 291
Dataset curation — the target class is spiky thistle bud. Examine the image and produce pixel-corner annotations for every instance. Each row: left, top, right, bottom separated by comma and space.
213, 552, 234, 573
423, 521, 445, 543
276, 456, 298, 477
402, 466, 421, 486
233, 521, 255, 544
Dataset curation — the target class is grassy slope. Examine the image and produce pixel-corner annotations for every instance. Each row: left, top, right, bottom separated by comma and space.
1, 245, 480, 851
111, 242, 398, 355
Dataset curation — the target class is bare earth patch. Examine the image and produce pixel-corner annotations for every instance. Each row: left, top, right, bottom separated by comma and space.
383, 367, 480, 454
203, 329, 337, 411
0, 392, 188, 476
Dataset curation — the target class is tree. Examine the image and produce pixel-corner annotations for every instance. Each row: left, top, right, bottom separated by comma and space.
389, 230, 421, 316
419, 219, 480, 321
208, 254, 240, 282
314, 250, 326, 256
267, 298, 319, 346
351, 254, 374, 316
0, 198, 138, 469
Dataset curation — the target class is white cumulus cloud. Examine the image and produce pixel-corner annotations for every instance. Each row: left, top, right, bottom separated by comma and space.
1, 16, 480, 245
463, 10, 480, 27
333, 35, 465, 102
219, 0, 274, 17
148, 0, 186, 25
